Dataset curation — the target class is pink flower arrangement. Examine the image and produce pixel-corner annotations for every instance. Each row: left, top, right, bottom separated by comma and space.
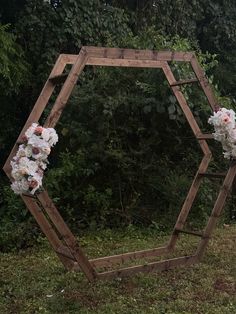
10, 123, 58, 194
208, 107, 236, 159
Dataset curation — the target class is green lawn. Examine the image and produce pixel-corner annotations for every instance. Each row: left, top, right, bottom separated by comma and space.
1, 225, 236, 314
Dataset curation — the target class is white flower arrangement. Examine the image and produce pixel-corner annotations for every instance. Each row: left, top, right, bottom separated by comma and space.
208, 107, 236, 159
10, 123, 58, 195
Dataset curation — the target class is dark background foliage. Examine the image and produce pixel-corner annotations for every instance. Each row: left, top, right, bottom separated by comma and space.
1, 0, 236, 251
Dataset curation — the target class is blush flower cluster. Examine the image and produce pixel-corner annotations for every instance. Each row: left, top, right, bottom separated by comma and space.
11, 123, 58, 194
208, 107, 236, 159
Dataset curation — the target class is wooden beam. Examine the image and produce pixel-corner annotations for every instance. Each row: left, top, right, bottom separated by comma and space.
21, 195, 75, 270
190, 55, 219, 110
84, 46, 194, 62
162, 62, 211, 157
97, 255, 198, 280
198, 172, 226, 179
86, 57, 164, 68
60, 54, 78, 64
170, 78, 198, 87
196, 162, 236, 259
37, 190, 97, 282
49, 73, 68, 85
44, 48, 88, 128
168, 154, 212, 249
196, 133, 214, 140
90, 246, 170, 268
3, 54, 67, 177
174, 229, 203, 237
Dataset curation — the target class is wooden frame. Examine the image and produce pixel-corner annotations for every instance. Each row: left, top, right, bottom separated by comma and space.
3, 46, 235, 282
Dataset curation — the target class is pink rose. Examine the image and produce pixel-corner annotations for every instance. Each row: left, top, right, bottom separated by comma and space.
32, 147, 40, 155
21, 135, 28, 142
34, 126, 44, 135
29, 180, 38, 189
222, 115, 230, 123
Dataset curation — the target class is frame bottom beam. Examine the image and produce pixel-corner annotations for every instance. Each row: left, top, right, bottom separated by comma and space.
97, 255, 198, 280
90, 246, 170, 268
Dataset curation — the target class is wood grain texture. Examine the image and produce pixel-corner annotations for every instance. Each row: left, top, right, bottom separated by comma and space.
86, 57, 164, 68
3, 54, 66, 177
196, 162, 236, 259
21, 194, 75, 270
190, 55, 219, 110
44, 48, 88, 128
97, 255, 198, 280
37, 190, 97, 282
89, 246, 170, 269
84, 46, 194, 61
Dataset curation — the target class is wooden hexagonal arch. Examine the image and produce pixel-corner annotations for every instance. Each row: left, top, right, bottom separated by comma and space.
3, 47, 236, 282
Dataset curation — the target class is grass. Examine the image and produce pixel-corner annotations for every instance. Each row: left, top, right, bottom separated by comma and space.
0, 225, 236, 313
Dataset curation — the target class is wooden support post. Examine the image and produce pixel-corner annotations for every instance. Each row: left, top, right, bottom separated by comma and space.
44, 48, 88, 128
190, 55, 219, 111
168, 155, 211, 249
97, 255, 198, 280
90, 246, 170, 269
3, 54, 67, 177
21, 195, 75, 270
196, 161, 236, 259
37, 190, 97, 282
162, 62, 212, 157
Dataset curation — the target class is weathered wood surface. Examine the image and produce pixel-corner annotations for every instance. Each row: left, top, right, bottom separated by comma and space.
97, 255, 198, 280
37, 190, 96, 281
3, 54, 67, 177
196, 161, 236, 259
90, 246, 169, 268
190, 55, 219, 110
44, 48, 88, 128
21, 194, 75, 270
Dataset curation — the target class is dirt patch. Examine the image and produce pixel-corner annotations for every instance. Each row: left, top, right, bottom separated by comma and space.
213, 278, 236, 295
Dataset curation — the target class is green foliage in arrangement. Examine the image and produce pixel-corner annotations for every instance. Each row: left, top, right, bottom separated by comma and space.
0, 0, 236, 251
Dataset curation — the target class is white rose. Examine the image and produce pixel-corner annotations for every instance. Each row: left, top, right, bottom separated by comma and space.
41, 129, 50, 141
25, 123, 38, 138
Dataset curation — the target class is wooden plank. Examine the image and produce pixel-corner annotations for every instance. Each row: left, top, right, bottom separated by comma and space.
60, 54, 78, 64
196, 133, 214, 140
190, 55, 219, 110
58, 48, 194, 65
56, 245, 77, 261
21, 195, 75, 270
168, 154, 212, 249
86, 57, 164, 68
97, 255, 197, 280
198, 172, 226, 179
174, 229, 203, 237
170, 78, 198, 87
85, 46, 194, 62
162, 62, 211, 157
196, 162, 236, 259
37, 190, 96, 281
49, 73, 68, 85
3, 54, 66, 177
89, 246, 169, 268
44, 48, 88, 128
